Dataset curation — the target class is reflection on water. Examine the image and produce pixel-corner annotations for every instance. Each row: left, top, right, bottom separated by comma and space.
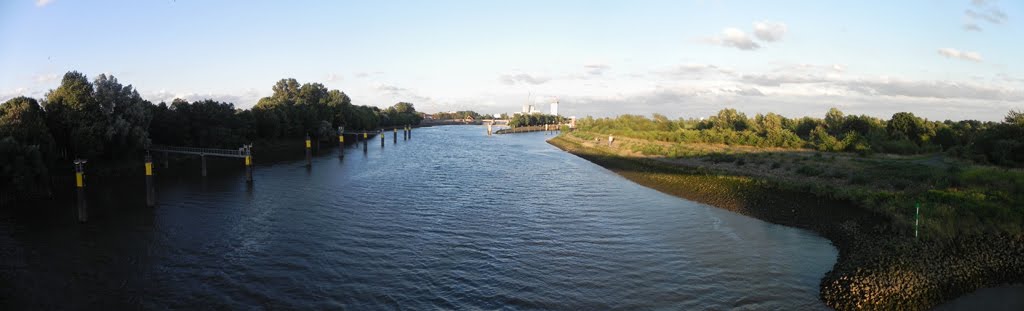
1, 125, 837, 309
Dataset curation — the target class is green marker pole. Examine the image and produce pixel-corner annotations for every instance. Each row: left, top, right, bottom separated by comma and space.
915, 202, 920, 239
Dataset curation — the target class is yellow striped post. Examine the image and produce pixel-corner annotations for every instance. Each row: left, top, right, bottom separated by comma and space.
145, 154, 155, 207
74, 159, 87, 222
244, 144, 254, 183
305, 134, 312, 167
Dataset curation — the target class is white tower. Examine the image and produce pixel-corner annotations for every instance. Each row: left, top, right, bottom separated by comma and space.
550, 99, 559, 116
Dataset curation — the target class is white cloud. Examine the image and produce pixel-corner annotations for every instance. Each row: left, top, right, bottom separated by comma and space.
657, 63, 736, 79
142, 88, 266, 109
498, 72, 550, 85
937, 48, 983, 62
704, 27, 761, 51
753, 21, 787, 42
0, 88, 29, 103
35, 0, 54, 7
374, 83, 431, 103
33, 73, 59, 84
962, 1, 1008, 33
583, 63, 610, 75
965, 8, 1007, 24
326, 73, 342, 82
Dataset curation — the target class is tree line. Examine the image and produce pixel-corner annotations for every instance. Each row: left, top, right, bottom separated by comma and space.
508, 113, 564, 127
578, 108, 1024, 167
430, 111, 484, 120
0, 71, 423, 194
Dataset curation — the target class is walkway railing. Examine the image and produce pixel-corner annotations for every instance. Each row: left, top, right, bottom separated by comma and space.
150, 145, 247, 158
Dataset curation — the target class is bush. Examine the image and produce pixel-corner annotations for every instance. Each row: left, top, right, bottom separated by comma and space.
796, 165, 822, 176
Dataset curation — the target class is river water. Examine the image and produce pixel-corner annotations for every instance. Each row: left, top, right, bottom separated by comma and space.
2, 125, 840, 309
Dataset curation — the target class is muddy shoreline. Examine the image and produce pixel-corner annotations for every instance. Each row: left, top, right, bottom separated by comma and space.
548, 135, 1023, 310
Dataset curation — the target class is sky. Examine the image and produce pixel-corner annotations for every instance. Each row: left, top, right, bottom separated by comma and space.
1, 0, 1022, 121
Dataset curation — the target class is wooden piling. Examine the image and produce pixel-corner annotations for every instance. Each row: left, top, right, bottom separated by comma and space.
305, 134, 312, 167
380, 130, 385, 147
201, 154, 207, 177
74, 159, 87, 223
363, 132, 368, 152
244, 146, 253, 183
408, 125, 412, 139
338, 127, 345, 158
145, 154, 155, 207
393, 128, 397, 144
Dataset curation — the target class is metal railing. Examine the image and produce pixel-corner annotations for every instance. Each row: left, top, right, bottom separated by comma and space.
150, 145, 247, 158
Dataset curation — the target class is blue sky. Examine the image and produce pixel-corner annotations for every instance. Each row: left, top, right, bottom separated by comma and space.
1, 0, 1022, 120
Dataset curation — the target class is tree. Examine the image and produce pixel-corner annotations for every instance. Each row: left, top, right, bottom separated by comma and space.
93, 74, 152, 157
43, 71, 107, 159
887, 112, 926, 145
1006, 110, 1024, 127
0, 97, 54, 193
0, 97, 54, 157
710, 108, 749, 131
825, 107, 844, 135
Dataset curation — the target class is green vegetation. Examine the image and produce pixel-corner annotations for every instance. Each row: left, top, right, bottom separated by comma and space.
430, 111, 484, 120
0, 71, 422, 198
508, 113, 563, 127
578, 108, 1024, 166
550, 134, 1024, 310
571, 108, 1024, 236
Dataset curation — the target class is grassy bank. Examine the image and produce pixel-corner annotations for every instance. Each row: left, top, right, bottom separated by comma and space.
549, 133, 1023, 310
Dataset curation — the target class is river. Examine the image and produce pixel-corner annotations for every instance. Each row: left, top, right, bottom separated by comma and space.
2, 125, 842, 309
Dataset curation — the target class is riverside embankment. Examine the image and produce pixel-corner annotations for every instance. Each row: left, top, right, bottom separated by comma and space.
548, 133, 1024, 310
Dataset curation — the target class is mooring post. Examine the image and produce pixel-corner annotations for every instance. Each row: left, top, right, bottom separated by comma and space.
487, 123, 492, 136
403, 126, 408, 141
393, 128, 398, 144
305, 134, 312, 167
380, 130, 385, 148
363, 132, 368, 152
74, 159, 87, 223
201, 154, 207, 177
244, 145, 253, 183
163, 151, 169, 168
338, 127, 345, 158
145, 153, 155, 207
408, 125, 412, 139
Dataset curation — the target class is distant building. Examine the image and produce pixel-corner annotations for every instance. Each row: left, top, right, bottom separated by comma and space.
550, 99, 559, 116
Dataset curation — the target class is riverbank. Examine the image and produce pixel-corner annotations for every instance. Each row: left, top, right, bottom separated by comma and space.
495, 125, 561, 134
548, 134, 1024, 310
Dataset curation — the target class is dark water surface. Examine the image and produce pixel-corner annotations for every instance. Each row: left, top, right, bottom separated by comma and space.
2, 125, 839, 309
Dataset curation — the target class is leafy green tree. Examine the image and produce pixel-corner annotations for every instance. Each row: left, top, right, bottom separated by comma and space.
1005, 110, 1024, 127
43, 71, 107, 159
0, 97, 54, 193
0, 97, 54, 158
93, 74, 152, 156
887, 112, 926, 145
825, 107, 844, 135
